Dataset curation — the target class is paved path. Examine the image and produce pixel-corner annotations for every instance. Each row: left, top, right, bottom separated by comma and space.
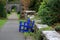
8, 12, 18, 20
0, 12, 25, 40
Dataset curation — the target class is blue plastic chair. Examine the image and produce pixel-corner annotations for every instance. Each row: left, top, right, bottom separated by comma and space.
24, 21, 32, 32
24, 22, 29, 32
19, 18, 35, 32
19, 21, 24, 32
27, 18, 31, 23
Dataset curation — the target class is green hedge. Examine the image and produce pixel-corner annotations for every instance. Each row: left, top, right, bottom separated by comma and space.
38, 0, 60, 26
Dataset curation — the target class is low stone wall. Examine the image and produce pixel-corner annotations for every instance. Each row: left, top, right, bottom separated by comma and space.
42, 31, 60, 40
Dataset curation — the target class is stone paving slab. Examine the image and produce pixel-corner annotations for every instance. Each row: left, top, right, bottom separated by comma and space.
42, 31, 60, 40
35, 20, 41, 23
35, 24, 48, 29
8, 12, 18, 20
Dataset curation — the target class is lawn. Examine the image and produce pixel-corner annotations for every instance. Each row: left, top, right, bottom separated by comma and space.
0, 19, 7, 28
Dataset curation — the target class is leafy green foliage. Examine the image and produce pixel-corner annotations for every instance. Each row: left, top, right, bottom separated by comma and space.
0, 1, 7, 18
55, 24, 60, 31
2, 0, 6, 4
38, 0, 60, 26
35, 30, 43, 40
29, 0, 42, 12
55, 26, 60, 31
24, 32, 29, 37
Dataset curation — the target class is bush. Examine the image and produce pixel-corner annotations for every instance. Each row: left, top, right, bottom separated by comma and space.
34, 30, 43, 40
38, 0, 60, 26
0, 1, 7, 18
29, 0, 42, 12
55, 24, 60, 31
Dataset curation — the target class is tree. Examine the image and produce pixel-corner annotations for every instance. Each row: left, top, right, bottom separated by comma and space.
0, 0, 7, 18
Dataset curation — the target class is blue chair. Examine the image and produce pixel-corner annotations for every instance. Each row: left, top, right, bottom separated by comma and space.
26, 20, 35, 32
27, 18, 31, 23
24, 22, 32, 32
19, 18, 35, 32
24, 22, 28, 32
19, 21, 24, 32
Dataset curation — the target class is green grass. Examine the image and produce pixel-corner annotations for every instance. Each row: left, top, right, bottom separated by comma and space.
0, 19, 7, 28
39, 27, 54, 31
17, 14, 20, 19
7, 14, 11, 17
20, 20, 26, 22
